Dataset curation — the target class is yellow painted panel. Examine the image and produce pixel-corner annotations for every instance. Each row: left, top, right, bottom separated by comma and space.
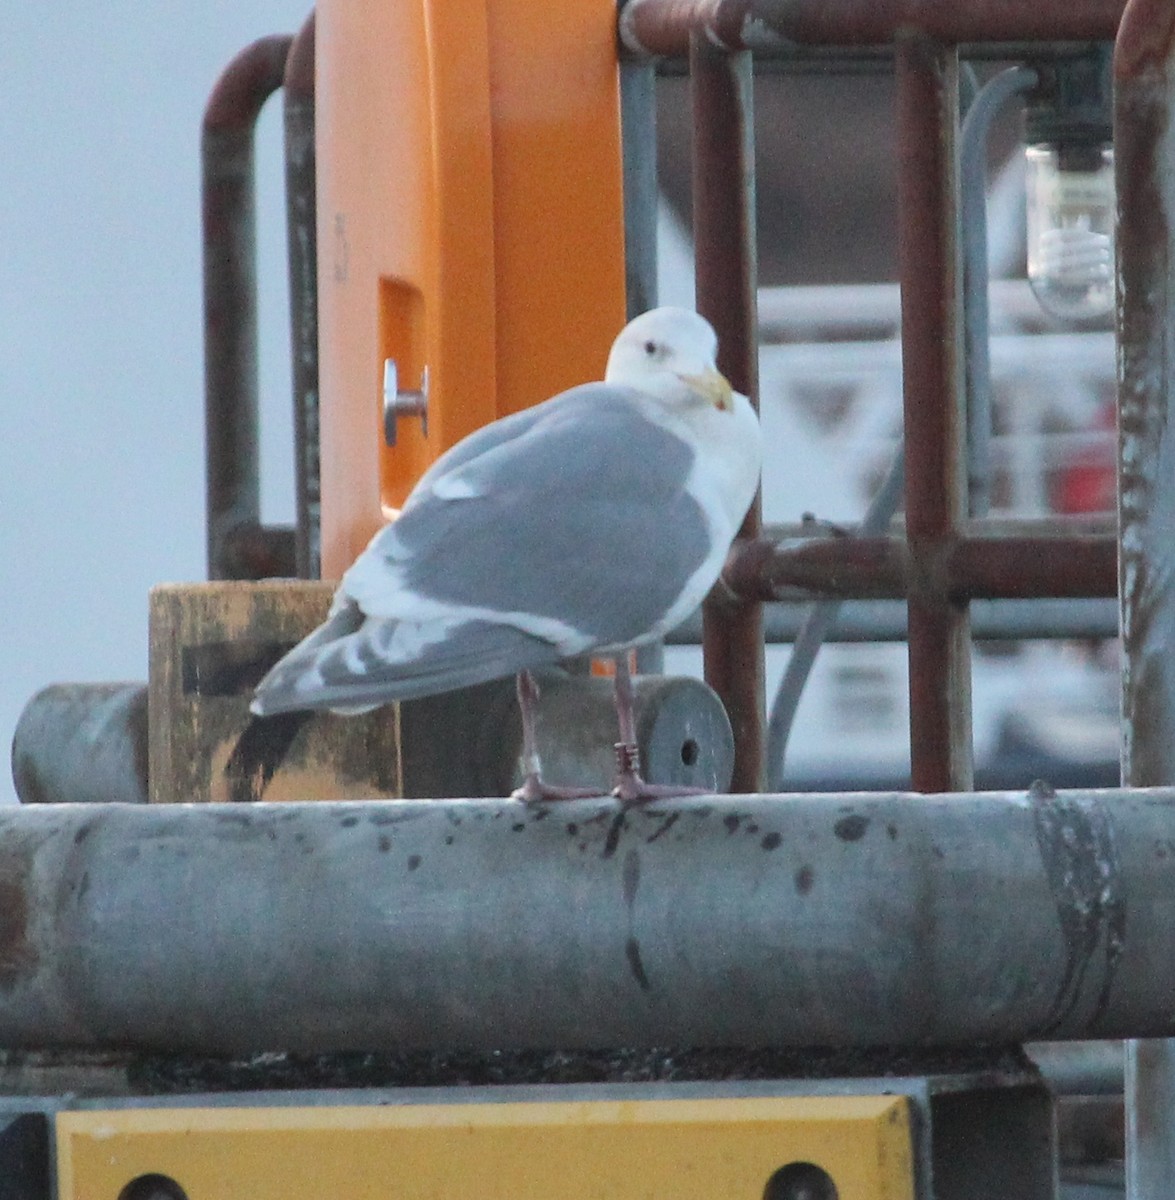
57, 1095, 913, 1200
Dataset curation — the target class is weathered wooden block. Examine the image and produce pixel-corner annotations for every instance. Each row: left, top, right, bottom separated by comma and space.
148, 582, 400, 802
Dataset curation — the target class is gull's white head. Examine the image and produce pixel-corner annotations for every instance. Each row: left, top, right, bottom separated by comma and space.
605, 306, 734, 412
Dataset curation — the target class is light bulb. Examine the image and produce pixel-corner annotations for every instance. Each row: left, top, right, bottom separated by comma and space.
1025, 142, 1115, 320
1022, 45, 1115, 323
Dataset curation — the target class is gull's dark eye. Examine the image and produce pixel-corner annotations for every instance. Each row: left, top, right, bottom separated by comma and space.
644, 339, 658, 357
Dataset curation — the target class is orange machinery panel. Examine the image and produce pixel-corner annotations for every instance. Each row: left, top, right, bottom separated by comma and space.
316, 0, 628, 578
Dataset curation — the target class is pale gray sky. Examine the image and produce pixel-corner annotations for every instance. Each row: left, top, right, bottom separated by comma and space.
2, 2, 309, 802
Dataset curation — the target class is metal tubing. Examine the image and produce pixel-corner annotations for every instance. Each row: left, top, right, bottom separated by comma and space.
1027, 1040, 1125, 1096
725, 533, 1117, 602
10, 685, 149, 806
669, 597, 1121, 644
620, 0, 1126, 58
620, 61, 660, 321
203, 34, 296, 581
960, 66, 1039, 518
765, 449, 906, 789
690, 38, 765, 792
952, 534, 1117, 598
1115, 2, 1175, 1194
1116, 0, 1175, 788
620, 58, 666, 675
895, 36, 971, 792
284, 14, 321, 581
0, 788, 1165, 1054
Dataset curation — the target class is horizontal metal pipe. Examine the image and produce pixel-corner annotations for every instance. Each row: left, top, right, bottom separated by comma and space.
620, 0, 1126, 57
725, 533, 1118, 602
952, 536, 1118, 599
0, 789, 1166, 1054
1026, 1040, 1125, 1095
669, 596, 1121, 643
10, 685, 149, 805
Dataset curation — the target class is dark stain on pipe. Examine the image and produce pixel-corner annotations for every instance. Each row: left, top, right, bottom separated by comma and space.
0, 875, 34, 991
625, 937, 653, 992
1031, 782, 1126, 1033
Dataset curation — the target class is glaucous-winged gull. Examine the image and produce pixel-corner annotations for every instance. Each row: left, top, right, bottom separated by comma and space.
251, 306, 762, 802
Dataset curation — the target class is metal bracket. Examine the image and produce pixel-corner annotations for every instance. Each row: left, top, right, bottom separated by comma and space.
383, 360, 429, 446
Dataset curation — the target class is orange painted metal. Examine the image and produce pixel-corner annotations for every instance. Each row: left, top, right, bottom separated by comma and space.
316, 0, 627, 578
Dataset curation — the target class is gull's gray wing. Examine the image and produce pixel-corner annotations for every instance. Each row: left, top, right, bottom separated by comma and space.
252, 385, 715, 715
250, 600, 563, 714
345, 385, 713, 645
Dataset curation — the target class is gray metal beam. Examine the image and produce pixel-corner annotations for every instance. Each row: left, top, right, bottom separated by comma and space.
0, 789, 1163, 1056
1115, 1, 1175, 1194
667, 592, 1120, 645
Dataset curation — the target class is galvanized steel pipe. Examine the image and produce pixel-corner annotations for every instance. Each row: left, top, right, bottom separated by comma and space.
1115, 0, 1175, 1192
10, 685, 149, 806
1116, 0, 1175, 790
669, 597, 1121, 644
0, 788, 1168, 1055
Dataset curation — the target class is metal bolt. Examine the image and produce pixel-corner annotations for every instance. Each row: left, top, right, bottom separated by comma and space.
383, 360, 429, 445
118, 1175, 190, 1200
763, 1163, 839, 1200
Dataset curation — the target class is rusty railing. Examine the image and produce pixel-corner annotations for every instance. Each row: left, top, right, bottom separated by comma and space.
622, 0, 1128, 794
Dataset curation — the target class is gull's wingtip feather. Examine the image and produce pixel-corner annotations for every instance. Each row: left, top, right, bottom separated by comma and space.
250, 615, 565, 716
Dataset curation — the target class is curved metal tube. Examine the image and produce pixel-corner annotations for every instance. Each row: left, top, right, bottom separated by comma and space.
203, 34, 296, 580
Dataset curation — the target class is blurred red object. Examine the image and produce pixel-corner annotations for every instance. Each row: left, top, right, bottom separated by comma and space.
1054, 400, 1116, 514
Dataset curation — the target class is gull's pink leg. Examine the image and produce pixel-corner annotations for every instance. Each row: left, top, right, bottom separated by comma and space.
511, 669, 605, 803
610, 655, 710, 805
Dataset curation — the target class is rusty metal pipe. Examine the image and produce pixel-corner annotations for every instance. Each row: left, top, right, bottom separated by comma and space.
724, 533, 1118, 602
951, 535, 1117, 599
691, 37, 765, 793
203, 34, 296, 581
620, 0, 1126, 57
284, 14, 320, 581
752, 0, 1125, 44
895, 36, 972, 792
0, 788, 1164, 1054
